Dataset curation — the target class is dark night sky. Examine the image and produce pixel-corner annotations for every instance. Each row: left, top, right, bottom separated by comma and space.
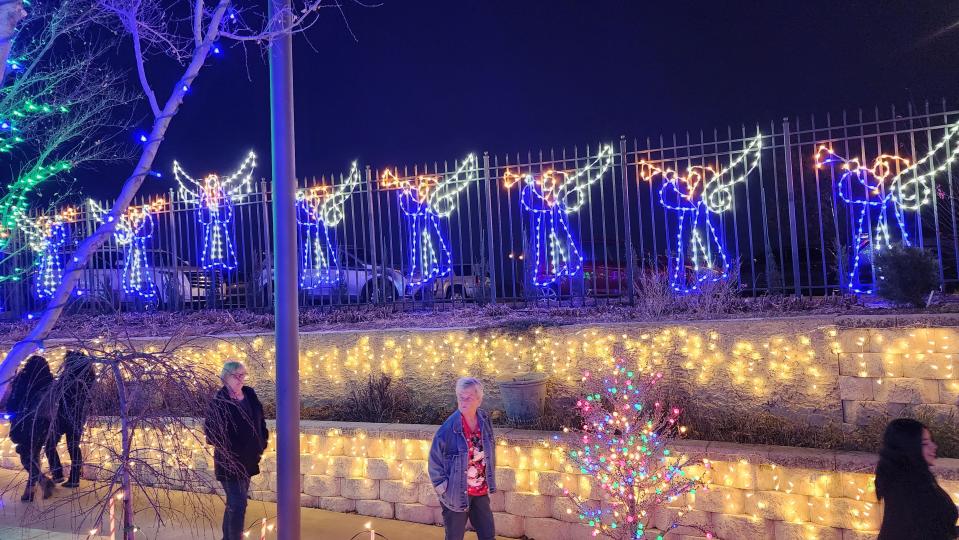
79, 0, 959, 199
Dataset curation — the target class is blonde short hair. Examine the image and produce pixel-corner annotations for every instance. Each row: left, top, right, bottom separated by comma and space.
220, 361, 245, 381
455, 377, 484, 399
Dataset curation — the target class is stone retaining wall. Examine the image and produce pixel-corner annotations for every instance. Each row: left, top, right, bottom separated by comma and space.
27, 314, 959, 429
8, 420, 957, 540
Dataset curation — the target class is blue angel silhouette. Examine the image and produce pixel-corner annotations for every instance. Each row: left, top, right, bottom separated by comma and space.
814, 120, 959, 293
639, 135, 762, 293
297, 162, 360, 288
89, 199, 166, 301
380, 155, 478, 289
173, 151, 256, 271
504, 145, 614, 289
18, 207, 78, 300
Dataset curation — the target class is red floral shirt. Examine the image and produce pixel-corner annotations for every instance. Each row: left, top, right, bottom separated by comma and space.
462, 415, 488, 496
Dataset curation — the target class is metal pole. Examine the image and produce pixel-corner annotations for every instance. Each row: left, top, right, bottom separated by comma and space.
781, 118, 803, 297
483, 152, 497, 304
268, 0, 300, 536
619, 136, 635, 305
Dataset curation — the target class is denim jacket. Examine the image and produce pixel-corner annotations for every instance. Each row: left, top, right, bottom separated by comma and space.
428, 409, 497, 512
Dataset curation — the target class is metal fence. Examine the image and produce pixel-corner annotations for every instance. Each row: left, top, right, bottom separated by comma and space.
2, 100, 958, 316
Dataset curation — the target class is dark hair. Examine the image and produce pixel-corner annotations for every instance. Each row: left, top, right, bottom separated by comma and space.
17, 355, 52, 388
875, 418, 935, 500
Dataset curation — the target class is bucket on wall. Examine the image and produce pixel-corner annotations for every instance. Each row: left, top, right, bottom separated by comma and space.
498, 372, 548, 424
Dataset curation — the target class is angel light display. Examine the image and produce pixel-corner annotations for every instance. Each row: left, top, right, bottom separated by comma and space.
17, 206, 78, 300
89, 199, 166, 301
504, 145, 614, 290
173, 151, 255, 271
380, 154, 478, 288
297, 162, 361, 288
639, 135, 762, 293
814, 120, 959, 294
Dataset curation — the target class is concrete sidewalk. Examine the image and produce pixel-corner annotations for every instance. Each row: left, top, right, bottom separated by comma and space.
0, 469, 510, 540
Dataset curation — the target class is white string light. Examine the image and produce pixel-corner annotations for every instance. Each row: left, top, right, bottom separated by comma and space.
297, 162, 360, 288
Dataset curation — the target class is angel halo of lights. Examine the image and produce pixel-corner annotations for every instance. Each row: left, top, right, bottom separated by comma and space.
380, 154, 479, 289
89, 198, 166, 301
504, 144, 614, 291
173, 150, 256, 271
814, 119, 959, 294
296, 162, 361, 288
639, 134, 762, 294
15, 206, 79, 300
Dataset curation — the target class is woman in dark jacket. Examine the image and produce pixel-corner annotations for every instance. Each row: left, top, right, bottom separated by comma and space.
6, 355, 55, 501
876, 418, 959, 540
204, 361, 269, 540
45, 351, 95, 488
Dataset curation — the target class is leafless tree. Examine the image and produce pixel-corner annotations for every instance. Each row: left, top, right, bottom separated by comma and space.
1, 327, 266, 539
0, 0, 370, 400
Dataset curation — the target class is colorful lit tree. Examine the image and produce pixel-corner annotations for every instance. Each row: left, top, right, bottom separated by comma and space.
297, 161, 360, 287
813, 119, 959, 294
639, 135, 762, 294
504, 145, 614, 291
559, 363, 709, 540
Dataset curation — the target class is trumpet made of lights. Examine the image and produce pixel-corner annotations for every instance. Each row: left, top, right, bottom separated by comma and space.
639, 135, 762, 294
297, 162, 361, 288
15, 206, 78, 300
556, 362, 710, 540
380, 154, 478, 289
504, 145, 614, 290
89, 199, 166, 301
814, 119, 959, 294
173, 150, 256, 271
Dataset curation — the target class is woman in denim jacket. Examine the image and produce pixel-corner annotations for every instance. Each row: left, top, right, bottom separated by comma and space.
428, 377, 497, 540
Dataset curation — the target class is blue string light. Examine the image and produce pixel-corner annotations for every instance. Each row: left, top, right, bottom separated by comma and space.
173, 151, 256, 272
814, 119, 959, 294
16, 208, 78, 301
381, 156, 478, 291
90, 200, 165, 301
640, 135, 762, 294
296, 163, 361, 289
504, 146, 614, 293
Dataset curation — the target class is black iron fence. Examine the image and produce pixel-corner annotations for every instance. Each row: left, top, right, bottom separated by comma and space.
3, 101, 958, 316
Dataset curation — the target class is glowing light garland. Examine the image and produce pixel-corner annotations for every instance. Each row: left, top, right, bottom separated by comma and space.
504, 145, 614, 290
89, 199, 166, 301
814, 120, 959, 294
639, 135, 762, 294
173, 151, 256, 271
556, 362, 709, 540
380, 154, 478, 288
16, 207, 78, 300
297, 162, 361, 288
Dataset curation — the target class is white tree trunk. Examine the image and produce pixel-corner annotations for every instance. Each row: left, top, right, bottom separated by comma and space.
0, 0, 26, 83
0, 1, 231, 394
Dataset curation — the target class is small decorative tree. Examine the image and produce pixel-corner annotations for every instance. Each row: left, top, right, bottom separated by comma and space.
561, 362, 711, 540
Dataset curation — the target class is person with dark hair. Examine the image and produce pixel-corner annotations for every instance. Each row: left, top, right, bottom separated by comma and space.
876, 418, 959, 540
6, 355, 55, 501
45, 351, 95, 488
204, 361, 268, 540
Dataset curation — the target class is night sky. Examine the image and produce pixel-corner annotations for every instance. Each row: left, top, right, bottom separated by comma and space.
80, 0, 959, 199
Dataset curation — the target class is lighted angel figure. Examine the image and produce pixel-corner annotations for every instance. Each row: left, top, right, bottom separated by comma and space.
173, 150, 256, 270
814, 120, 959, 294
89, 199, 166, 300
297, 162, 361, 288
504, 145, 614, 289
16, 207, 78, 300
639, 135, 762, 293
380, 154, 478, 288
